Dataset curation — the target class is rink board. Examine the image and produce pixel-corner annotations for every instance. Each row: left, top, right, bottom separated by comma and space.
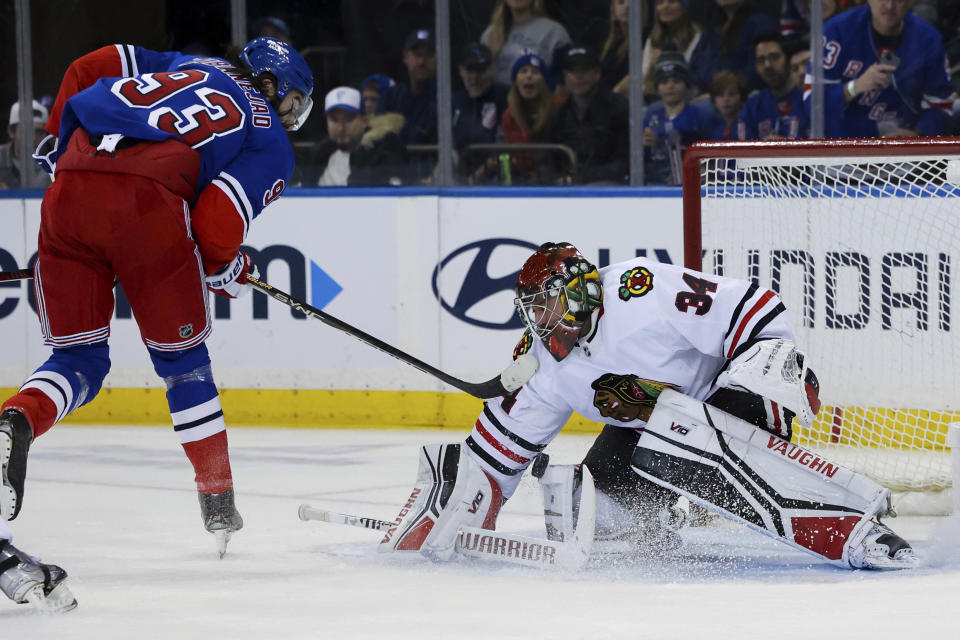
0, 188, 681, 428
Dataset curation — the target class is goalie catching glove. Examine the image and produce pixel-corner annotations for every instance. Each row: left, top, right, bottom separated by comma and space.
378, 443, 503, 561
206, 251, 258, 298
716, 338, 821, 429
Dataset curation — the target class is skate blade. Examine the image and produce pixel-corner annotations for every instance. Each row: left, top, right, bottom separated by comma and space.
24, 582, 78, 614
214, 530, 232, 559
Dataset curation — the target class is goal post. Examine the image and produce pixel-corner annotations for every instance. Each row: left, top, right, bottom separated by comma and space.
682, 138, 960, 513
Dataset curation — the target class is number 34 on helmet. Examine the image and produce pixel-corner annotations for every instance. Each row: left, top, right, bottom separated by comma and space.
240, 36, 315, 131
515, 242, 603, 362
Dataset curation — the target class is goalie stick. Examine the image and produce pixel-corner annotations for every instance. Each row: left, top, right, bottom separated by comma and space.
298, 481, 597, 572
0, 269, 538, 400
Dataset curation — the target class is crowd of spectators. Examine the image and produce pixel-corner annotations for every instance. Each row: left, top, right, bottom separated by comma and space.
5, 0, 960, 189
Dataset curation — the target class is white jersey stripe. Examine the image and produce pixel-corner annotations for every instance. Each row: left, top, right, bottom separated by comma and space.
212, 172, 252, 238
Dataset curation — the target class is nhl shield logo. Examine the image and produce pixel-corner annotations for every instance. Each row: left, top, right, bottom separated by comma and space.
179, 324, 194, 339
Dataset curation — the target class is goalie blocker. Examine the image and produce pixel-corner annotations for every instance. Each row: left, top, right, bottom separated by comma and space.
631, 390, 916, 569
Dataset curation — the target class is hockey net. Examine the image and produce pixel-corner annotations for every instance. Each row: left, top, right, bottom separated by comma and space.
683, 139, 960, 514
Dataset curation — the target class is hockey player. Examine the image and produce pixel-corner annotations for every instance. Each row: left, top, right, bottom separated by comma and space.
0, 37, 313, 558
378, 242, 916, 570
803, 0, 955, 138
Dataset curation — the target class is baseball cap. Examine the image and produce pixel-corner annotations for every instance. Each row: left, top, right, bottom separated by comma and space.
9, 100, 48, 127
653, 50, 691, 86
560, 45, 599, 71
324, 86, 363, 114
460, 43, 493, 70
404, 28, 435, 52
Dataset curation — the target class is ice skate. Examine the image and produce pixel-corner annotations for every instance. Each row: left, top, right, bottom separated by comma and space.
0, 409, 32, 521
848, 519, 917, 569
199, 489, 243, 558
0, 539, 77, 614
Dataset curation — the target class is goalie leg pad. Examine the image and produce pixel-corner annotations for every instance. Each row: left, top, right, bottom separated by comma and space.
378, 443, 502, 561
631, 390, 898, 568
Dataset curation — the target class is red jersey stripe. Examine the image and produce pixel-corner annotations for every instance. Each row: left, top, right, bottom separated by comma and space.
727, 290, 776, 358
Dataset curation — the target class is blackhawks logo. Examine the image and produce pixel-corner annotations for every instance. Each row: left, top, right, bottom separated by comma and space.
590, 373, 676, 422
618, 267, 653, 300
513, 330, 534, 360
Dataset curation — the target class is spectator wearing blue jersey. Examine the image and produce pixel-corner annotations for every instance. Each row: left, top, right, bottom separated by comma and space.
807, 0, 956, 138
643, 51, 716, 185
706, 70, 749, 140
739, 31, 809, 140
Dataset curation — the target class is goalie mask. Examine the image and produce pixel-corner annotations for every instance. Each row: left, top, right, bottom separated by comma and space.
515, 242, 603, 361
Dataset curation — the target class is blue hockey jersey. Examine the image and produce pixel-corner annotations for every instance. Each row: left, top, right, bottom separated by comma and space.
804, 6, 953, 138
52, 45, 294, 232
643, 101, 714, 185
739, 85, 809, 140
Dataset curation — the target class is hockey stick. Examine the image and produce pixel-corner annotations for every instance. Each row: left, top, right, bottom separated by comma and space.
245, 275, 537, 399
297, 469, 595, 571
298, 504, 589, 570
0, 269, 537, 399
0, 269, 33, 283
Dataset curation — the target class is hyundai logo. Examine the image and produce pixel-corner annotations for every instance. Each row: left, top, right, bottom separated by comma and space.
432, 238, 539, 329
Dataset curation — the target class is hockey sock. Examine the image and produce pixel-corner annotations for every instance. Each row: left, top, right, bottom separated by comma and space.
151, 345, 233, 494
2, 342, 110, 438
181, 430, 233, 494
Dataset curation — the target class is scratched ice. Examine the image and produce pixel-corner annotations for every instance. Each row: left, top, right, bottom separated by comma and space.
2, 426, 957, 639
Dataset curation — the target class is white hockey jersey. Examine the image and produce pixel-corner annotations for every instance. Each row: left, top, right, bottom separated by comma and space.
466, 257, 797, 497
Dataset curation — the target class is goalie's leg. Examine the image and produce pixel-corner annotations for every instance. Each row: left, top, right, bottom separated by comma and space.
534, 425, 688, 558
632, 390, 916, 569
378, 443, 503, 561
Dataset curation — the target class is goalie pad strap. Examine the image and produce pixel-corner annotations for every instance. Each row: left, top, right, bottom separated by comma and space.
631, 390, 888, 566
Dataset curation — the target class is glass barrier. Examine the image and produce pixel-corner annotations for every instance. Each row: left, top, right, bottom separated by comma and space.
7, 1, 960, 192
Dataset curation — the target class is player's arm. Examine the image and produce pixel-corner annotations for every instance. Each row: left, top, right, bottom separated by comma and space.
191, 138, 294, 297
46, 45, 181, 137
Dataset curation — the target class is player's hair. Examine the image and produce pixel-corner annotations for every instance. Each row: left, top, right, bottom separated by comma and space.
486, 0, 549, 59
708, 69, 749, 101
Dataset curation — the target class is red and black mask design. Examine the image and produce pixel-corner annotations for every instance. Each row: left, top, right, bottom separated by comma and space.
514, 242, 603, 361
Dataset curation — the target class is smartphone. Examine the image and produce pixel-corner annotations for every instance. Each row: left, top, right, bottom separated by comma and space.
879, 50, 900, 69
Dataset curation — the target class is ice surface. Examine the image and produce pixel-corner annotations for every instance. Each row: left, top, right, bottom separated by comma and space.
2, 426, 958, 638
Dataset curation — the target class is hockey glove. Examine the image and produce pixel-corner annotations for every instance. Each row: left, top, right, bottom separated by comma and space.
32, 134, 57, 176
206, 252, 258, 298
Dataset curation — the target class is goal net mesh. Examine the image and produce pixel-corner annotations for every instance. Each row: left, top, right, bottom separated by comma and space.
697, 151, 958, 497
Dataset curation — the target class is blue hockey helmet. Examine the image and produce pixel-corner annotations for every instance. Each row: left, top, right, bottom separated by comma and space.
240, 37, 314, 130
